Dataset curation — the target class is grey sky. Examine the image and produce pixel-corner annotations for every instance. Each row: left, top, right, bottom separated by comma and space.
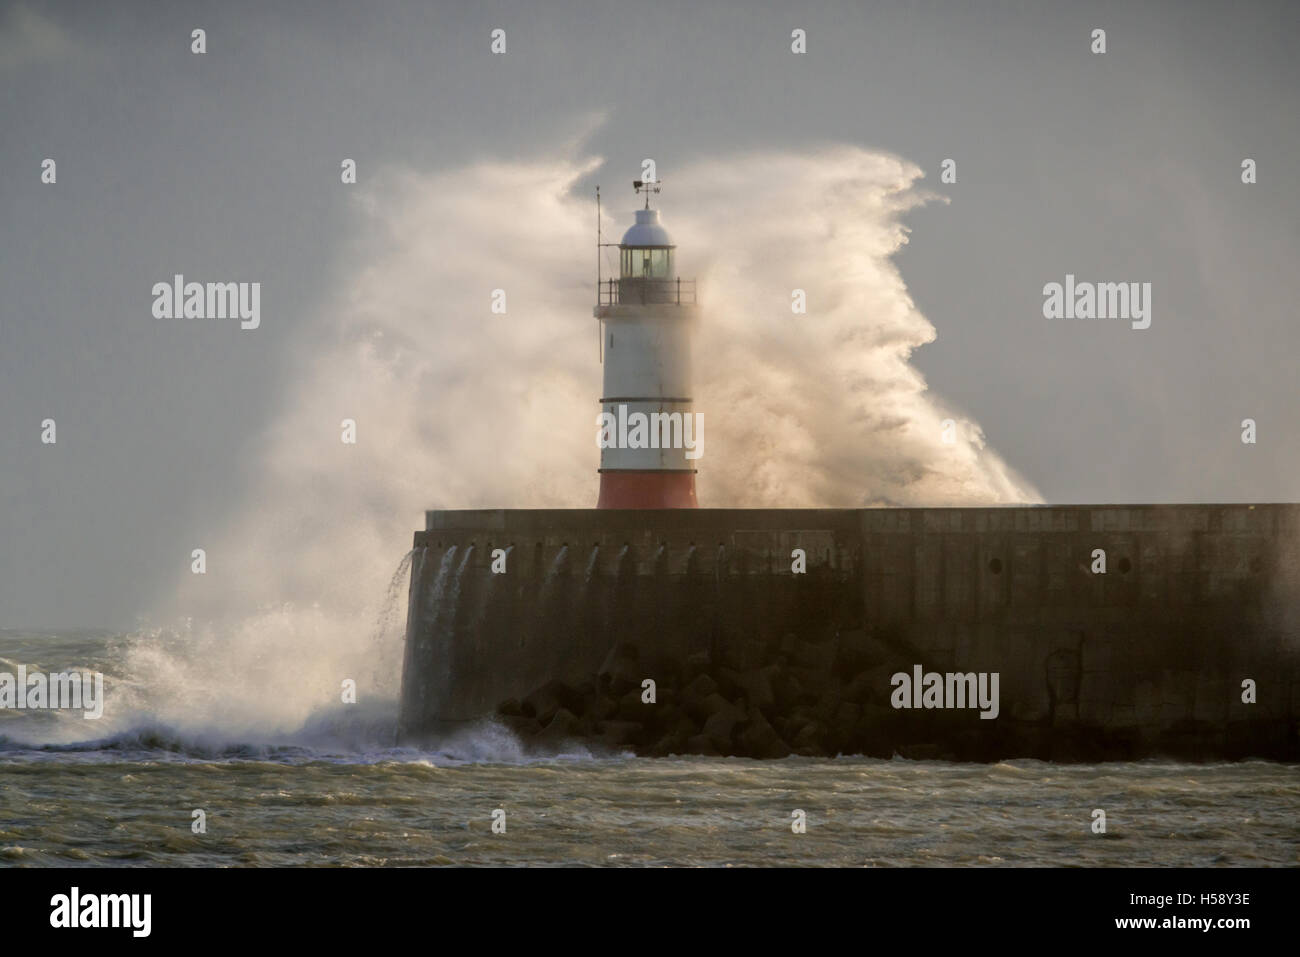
1, 0, 1296, 628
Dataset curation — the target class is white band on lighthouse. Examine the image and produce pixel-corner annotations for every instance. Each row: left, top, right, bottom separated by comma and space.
596, 403, 703, 462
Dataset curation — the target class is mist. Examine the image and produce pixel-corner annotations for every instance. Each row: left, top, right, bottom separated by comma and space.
163, 142, 1038, 613
92, 143, 1034, 738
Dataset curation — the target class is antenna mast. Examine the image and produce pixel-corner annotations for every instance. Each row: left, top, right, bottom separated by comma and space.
596, 185, 602, 362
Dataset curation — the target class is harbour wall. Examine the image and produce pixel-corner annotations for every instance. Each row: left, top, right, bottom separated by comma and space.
398, 505, 1300, 760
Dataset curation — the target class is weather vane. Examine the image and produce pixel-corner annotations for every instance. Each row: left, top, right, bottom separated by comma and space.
632, 178, 661, 209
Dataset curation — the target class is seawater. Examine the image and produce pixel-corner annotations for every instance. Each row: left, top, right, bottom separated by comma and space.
1, 630, 1296, 867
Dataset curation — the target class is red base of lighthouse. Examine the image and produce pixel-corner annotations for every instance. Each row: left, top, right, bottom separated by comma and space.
597, 470, 698, 509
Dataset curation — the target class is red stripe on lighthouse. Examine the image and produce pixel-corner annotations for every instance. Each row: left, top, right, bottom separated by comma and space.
597, 471, 698, 509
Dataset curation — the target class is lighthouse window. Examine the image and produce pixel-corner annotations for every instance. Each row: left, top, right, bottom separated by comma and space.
621, 247, 673, 279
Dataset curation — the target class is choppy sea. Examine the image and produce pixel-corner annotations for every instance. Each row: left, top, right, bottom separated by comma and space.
1, 630, 1296, 867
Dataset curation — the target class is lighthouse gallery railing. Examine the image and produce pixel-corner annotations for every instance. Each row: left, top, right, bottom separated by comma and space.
598, 277, 696, 306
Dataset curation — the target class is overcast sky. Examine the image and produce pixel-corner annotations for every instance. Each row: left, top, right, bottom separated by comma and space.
2, 0, 1297, 629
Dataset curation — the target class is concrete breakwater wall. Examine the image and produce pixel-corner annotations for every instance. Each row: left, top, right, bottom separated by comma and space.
398, 506, 1300, 760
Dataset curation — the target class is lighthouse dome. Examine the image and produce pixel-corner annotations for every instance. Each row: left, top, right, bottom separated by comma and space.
620, 209, 674, 247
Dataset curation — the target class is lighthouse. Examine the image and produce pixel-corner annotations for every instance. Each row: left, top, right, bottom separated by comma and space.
594, 181, 700, 508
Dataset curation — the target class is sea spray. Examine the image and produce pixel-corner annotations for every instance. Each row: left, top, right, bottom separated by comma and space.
539, 545, 570, 604
105, 143, 1037, 752
163, 145, 1036, 627
443, 545, 476, 688
402, 546, 458, 728
373, 548, 416, 652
